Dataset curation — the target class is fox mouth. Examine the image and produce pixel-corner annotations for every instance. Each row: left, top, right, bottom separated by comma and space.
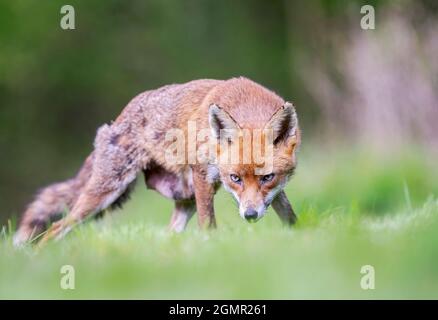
240, 205, 267, 223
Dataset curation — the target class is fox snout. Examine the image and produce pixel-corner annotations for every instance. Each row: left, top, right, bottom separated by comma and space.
239, 201, 267, 223
243, 208, 259, 222
243, 208, 258, 222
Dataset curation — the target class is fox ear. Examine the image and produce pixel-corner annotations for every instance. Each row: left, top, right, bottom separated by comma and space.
209, 104, 240, 139
265, 102, 298, 144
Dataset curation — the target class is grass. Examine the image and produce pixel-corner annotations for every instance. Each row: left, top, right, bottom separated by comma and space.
1, 146, 438, 299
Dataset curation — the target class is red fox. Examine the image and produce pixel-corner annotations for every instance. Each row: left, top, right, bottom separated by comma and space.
13, 77, 300, 246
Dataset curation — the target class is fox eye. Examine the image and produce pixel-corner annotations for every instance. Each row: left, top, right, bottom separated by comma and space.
230, 174, 241, 183
261, 173, 275, 183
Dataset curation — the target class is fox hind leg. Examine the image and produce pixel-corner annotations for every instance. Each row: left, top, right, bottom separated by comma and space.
169, 200, 196, 233
38, 162, 139, 245
13, 181, 77, 246
39, 180, 136, 244
13, 154, 94, 246
38, 123, 144, 245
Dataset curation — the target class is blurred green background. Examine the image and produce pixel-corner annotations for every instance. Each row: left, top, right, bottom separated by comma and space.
1, 0, 437, 222
1, 0, 438, 299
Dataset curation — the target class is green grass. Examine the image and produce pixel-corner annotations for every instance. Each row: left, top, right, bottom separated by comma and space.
1, 146, 438, 299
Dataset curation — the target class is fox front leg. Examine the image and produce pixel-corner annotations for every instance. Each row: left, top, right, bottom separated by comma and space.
272, 191, 297, 226
192, 166, 217, 229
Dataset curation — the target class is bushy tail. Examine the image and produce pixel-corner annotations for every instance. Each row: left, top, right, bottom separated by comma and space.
13, 154, 94, 246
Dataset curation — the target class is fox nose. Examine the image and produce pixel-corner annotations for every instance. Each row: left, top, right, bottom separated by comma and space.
244, 209, 258, 222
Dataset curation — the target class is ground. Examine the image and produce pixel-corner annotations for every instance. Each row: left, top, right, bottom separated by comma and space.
1, 146, 437, 299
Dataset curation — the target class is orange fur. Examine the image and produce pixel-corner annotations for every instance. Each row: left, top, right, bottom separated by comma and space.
14, 77, 300, 246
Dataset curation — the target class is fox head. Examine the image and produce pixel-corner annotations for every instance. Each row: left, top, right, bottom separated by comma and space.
208, 102, 299, 222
